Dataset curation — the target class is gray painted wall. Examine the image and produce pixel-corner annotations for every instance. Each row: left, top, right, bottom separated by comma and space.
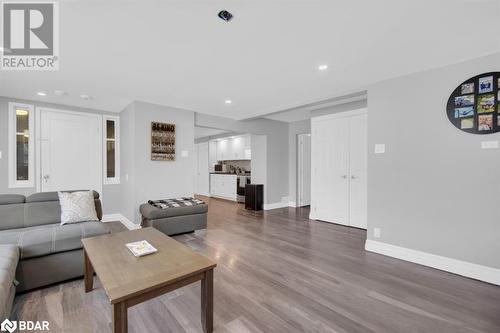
367, 52, 500, 269
119, 103, 136, 221
0, 96, 121, 214
288, 120, 311, 205
120, 101, 195, 223
195, 113, 289, 204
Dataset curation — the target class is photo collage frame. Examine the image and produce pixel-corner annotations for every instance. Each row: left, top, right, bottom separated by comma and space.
446, 72, 500, 134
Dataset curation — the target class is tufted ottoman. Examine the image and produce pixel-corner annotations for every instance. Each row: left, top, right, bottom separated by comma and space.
139, 198, 208, 236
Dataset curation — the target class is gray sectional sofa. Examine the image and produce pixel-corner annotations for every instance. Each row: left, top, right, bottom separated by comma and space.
0, 191, 110, 320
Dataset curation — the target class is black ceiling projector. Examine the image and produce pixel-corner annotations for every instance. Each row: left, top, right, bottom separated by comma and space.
218, 10, 233, 22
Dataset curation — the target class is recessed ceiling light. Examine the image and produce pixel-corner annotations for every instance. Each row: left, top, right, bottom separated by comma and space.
225, 100, 232, 104
80, 94, 92, 100
54, 90, 67, 96
318, 64, 328, 71
37, 92, 47, 96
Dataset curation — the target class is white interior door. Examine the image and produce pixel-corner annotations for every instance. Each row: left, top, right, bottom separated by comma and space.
349, 114, 367, 229
297, 133, 311, 207
196, 142, 210, 196
311, 117, 350, 225
39, 109, 102, 195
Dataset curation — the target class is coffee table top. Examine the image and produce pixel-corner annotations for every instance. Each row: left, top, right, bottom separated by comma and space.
82, 227, 216, 304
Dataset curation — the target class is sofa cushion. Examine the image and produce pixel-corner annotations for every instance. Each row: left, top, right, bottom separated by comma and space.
24, 191, 103, 227
0, 195, 25, 205
0, 222, 110, 259
0, 195, 26, 231
0, 244, 19, 320
0, 204, 25, 231
26, 190, 99, 203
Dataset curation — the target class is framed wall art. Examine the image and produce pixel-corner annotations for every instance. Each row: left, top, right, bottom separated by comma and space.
446, 72, 500, 134
151, 122, 175, 161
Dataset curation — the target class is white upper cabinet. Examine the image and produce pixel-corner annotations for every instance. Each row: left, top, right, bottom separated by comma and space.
215, 135, 251, 161
244, 134, 251, 159
216, 139, 229, 161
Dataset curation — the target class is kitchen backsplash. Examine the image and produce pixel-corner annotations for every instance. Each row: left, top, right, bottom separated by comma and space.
221, 160, 251, 173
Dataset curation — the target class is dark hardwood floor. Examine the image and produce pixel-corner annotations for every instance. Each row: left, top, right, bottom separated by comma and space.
13, 197, 500, 332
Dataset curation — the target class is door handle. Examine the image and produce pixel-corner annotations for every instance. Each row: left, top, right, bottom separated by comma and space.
351, 175, 356, 179
43, 175, 50, 182
341, 175, 347, 179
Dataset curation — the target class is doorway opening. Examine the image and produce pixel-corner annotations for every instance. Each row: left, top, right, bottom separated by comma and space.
297, 133, 311, 207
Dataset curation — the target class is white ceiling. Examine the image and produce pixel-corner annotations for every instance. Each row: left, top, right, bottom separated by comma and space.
1, 0, 499, 119
194, 127, 228, 139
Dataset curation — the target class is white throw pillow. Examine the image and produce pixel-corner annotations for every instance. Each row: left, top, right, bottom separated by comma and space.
58, 191, 99, 225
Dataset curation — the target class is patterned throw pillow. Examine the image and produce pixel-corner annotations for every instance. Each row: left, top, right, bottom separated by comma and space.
58, 191, 99, 225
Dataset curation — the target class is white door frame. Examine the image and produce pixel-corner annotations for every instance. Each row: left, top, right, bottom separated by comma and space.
312, 108, 367, 122
35, 107, 103, 196
297, 133, 311, 207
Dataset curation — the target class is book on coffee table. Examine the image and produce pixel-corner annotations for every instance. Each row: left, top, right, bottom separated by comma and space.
126, 240, 158, 257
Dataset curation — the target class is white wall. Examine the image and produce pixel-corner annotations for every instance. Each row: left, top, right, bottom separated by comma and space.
367, 52, 500, 269
250, 134, 267, 200
120, 101, 195, 223
119, 103, 136, 221
288, 119, 311, 206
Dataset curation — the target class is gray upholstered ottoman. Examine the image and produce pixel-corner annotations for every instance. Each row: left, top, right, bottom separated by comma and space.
139, 198, 208, 236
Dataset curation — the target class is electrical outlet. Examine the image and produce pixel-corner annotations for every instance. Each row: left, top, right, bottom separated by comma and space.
181, 150, 189, 158
374, 228, 381, 238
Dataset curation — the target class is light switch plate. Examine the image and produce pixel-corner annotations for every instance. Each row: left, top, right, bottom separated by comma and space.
374, 228, 381, 238
481, 141, 499, 149
181, 150, 189, 158
0, 151, 2, 159
374, 144, 385, 154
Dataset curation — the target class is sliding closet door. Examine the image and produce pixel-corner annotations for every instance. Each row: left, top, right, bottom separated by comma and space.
311, 117, 350, 225
349, 114, 367, 229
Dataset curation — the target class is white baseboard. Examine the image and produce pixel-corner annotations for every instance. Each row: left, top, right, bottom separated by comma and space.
365, 239, 500, 286
102, 214, 141, 230
288, 201, 297, 207
263, 202, 289, 210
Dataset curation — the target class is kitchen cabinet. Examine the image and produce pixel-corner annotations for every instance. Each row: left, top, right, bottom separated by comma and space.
210, 174, 237, 201
216, 139, 229, 161
215, 135, 251, 161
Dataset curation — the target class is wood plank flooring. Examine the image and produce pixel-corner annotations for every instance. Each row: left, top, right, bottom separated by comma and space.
12, 197, 500, 332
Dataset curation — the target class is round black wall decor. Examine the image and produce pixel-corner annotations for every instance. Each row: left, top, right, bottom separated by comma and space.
446, 72, 500, 134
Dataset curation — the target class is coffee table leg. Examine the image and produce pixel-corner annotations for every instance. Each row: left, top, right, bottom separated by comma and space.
201, 269, 214, 333
113, 302, 127, 333
84, 249, 94, 292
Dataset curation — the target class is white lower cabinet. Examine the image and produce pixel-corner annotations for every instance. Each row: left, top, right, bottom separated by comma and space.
210, 174, 237, 201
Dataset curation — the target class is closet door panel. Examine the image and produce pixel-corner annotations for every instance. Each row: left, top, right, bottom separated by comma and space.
349, 114, 367, 229
312, 117, 350, 225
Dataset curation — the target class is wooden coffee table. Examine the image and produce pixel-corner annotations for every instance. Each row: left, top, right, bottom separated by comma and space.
82, 227, 216, 333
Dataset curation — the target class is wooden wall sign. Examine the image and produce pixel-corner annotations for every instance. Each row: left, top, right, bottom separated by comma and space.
151, 122, 175, 161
